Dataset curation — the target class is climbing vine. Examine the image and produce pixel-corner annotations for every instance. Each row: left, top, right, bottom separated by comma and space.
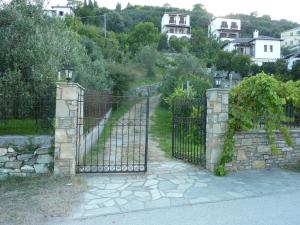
215, 73, 300, 176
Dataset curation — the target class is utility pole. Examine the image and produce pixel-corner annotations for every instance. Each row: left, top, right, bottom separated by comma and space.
104, 13, 107, 39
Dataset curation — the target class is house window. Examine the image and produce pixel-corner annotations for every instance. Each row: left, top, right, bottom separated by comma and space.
59, 11, 64, 16
240, 48, 244, 54
220, 33, 227, 38
179, 28, 184, 34
169, 28, 174, 33
290, 40, 294, 45
270, 45, 273, 52
179, 16, 185, 24
221, 21, 228, 28
231, 22, 238, 29
229, 33, 237, 38
264, 45, 268, 52
169, 16, 175, 24
290, 32, 294, 36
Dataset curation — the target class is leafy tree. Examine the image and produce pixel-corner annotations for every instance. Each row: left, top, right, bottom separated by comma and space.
172, 50, 207, 78
115, 2, 121, 13
169, 36, 190, 53
292, 61, 300, 80
260, 60, 291, 81
190, 4, 212, 30
128, 22, 159, 54
215, 51, 251, 77
137, 45, 158, 77
231, 54, 251, 77
0, 0, 110, 102
88, 0, 93, 8
157, 33, 168, 51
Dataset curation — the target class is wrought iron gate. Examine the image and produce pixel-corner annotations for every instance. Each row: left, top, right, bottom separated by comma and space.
172, 96, 206, 166
76, 91, 149, 173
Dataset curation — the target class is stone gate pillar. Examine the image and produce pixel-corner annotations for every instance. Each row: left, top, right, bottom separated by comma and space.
206, 89, 229, 172
54, 82, 84, 175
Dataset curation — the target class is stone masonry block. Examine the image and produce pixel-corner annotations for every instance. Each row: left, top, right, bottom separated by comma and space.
241, 139, 252, 146
59, 143, 75, 159
252, 160, 266, 169
257, 145, 270, 153
56, 100, 70, 117
237, 150, 248, 161
55, 129, 68, 143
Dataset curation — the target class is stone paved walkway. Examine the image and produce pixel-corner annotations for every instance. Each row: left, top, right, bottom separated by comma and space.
53, 96, 300, 222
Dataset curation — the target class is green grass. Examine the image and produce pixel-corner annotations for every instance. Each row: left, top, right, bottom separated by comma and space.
150, 104, 173, 157
0, 119, 52, 135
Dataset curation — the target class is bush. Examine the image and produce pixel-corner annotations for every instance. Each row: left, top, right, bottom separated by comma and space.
169, 36, 190, 53
215, 73, 300, 176
136, 45, 158, 77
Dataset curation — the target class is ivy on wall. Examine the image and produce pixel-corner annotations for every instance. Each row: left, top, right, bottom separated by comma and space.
215, 73, 300, 176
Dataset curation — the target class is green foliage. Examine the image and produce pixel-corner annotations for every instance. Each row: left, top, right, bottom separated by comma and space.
226, 13, 299, 38
150, 105, 173, 157
136, 45, 158, 77
169, 37, 191, 53
0, 0, 110, 98
215, 73, 300, 176
157, 33, 168, 51
106, 63, 134, 95
215, 51, 251, 77
171, 50, 211, 79
291, 62, 300, 81
128, 22, 159, 54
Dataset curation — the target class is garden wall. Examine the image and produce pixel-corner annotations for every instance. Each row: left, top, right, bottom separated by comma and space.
0, 135, 53, 179
225, 130, 300, 171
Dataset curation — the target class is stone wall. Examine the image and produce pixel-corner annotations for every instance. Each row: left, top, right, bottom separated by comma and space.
206, 89, 229, 172
0, 135, 53, 179
225, 130, 300, 171
54, 82, 84, 175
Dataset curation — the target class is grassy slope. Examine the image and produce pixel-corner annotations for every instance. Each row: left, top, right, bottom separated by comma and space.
0, 119, 52, 135
150, 104, 173, 157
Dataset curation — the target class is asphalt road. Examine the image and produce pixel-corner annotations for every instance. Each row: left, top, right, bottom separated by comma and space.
55, 189, 300, 225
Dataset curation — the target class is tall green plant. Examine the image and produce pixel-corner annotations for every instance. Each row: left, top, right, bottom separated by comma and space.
215, 73, 300, 176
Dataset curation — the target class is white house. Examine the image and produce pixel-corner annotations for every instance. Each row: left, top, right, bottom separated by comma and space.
161, 13, 191, 40
208, 17, 241, 41
285, 51, 300, 70
281, 26, 300, 51
223, 30, 282, 66
44, 6, 74, 17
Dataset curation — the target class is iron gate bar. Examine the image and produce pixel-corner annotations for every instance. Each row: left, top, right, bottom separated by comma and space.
172, 95, 206, 166
76, 93, 149, 173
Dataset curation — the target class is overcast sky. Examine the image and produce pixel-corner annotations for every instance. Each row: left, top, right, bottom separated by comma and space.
46, 0, 300, 23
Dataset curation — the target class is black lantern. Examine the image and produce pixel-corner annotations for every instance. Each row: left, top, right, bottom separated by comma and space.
214, 73, 223, 88
65, 64, 73, 82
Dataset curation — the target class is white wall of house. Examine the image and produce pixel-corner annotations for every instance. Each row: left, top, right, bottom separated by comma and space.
45, 6, 74, 17
161, 13, 191, 39
161, 13, 190, 28
209, 18, 241, 41
252, 39, 281, 63
281, 27, 300, 48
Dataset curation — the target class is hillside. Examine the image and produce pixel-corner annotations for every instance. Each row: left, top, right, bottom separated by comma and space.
76, 3, 299, 37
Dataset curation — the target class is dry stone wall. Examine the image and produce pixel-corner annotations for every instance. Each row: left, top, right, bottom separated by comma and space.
225, 130, 300, 171
0, 135, 53, 180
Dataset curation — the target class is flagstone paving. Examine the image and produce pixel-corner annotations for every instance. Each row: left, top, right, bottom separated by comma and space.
67, 163, 300, 219
55, 95, 300, 221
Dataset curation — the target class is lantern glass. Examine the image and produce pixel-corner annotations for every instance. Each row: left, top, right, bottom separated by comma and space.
65, 64, 73, 82
214, 74, 222, 88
